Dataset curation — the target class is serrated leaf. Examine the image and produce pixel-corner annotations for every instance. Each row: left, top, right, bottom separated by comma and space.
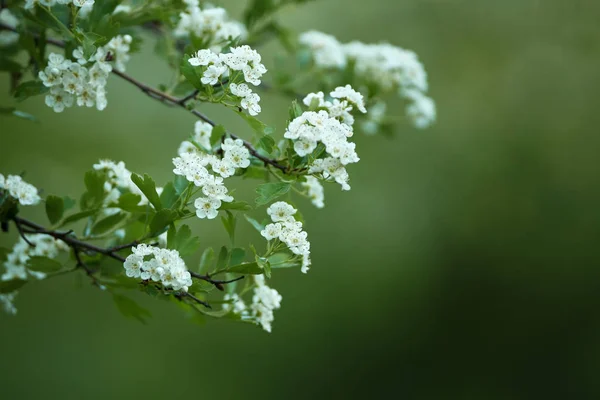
174, 175, 188, 196
45, 195, 64, 225
0, 279, 27, 294
27, 256, 63, 273
198, 247, 214, 274
117, 193, 146, 213
149, 209, 177, 235
82, 170, 106, 209
112, 294, 152, 324
227, 262, 262, 275
169, 224, 200, 257
92, 213, 126, 235
255, 182, 291, 206
131, 173, 162, 211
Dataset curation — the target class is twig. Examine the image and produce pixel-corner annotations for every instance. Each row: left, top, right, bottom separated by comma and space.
188, 271, 245, 292
13, 218, 35, 247
182, 292, 212, 309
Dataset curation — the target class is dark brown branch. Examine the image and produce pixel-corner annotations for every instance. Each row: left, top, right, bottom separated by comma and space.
182, 292, 211, 309
11, 217, 244, 290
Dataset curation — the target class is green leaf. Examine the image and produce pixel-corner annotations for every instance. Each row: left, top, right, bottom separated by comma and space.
230, 247, 246, 266
112, 294, 152, 324
0, 279, 27, 294
256, 256, 271, 278
60, 209, 99, 227
92, 213, 126, 235
244, 215, 264, 232
220, 211, 236, 244
215, 246, 229, 272
289, 99, 303, 119
27, 256, 63, 273
117, 193, 147, 213
0, 57, 22, 72
258, 134, 276, 155
131, 173, 162, 211
45, 195, 64, 225
13, 81, 48, 102
63, 196, 76, 211
219, 201, 252, 211
210, 125, 226, 148
198, 247, 214, 274
173, 176, 188, 196
235, 110, 273, 136
180, 56, 203, 89
227, 262, 262, 275
149, 209, 177, 235
159, 182, 178, 209
169, 224, 201, 257
81, 170, 106, 209
0, 248, 10, 263
255, 182, 291, 206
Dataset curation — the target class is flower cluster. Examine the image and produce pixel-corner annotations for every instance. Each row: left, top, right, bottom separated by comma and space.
250, 275, 282, 332
223, 275, 283, 333
301, 176, 325, 209
124, 244, 192, 291
173, 137, 250, 219
2, 234, 69, 281
24, 0, 94, 9
299, 31, 436, 129
178, 121, 213, 155
39, 35, 132, 112
188, 45, 267, 115
285, 86, 366, 191
175, 1, 247, 50
299, 31, 347, 69
261, 202, 312, 273
0, 174, 41, 206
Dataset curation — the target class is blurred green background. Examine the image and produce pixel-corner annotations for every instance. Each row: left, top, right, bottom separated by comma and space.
2, 0, 600, 398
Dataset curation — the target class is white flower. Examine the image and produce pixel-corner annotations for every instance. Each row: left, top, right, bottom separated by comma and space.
193, 121, 213, 149
201, 62, 227, 85
175, 4, 247, 49
45, 86, 73, 113
303, 91, 326, 109
250, 275, 282, 332
299, 31, 346, 69
267, 201, 297, 222
189, 49, 220, 66
2, 234, 68, 282
2, 174, 41, 206
261, 223, 282, 240
124, 246, 192, 291
194, 196, 221, 219
229, 83, 252, 98
402, 89, 436, 129
301, 176, 325, 209
330, 85, 367, 113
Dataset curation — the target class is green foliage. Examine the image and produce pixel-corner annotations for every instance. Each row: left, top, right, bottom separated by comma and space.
45, 195, 64, 225
167, 224, 200, 257
255, 182, 291, 205
27, 256, 63, 273
221, 211, 237, 244
235, 110, 274, 136
112, 294, 152, 324
244, 215, 265, 232
92, 213, 127, 236
0, 279, 27, 294
13, 81, 48, 102
81, 170, 107, 210
198, 247, 215, 274
227, 262, 262, 275
219, 201, 252, 211
131, 173, 162, 211
149, 209, 177, 235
